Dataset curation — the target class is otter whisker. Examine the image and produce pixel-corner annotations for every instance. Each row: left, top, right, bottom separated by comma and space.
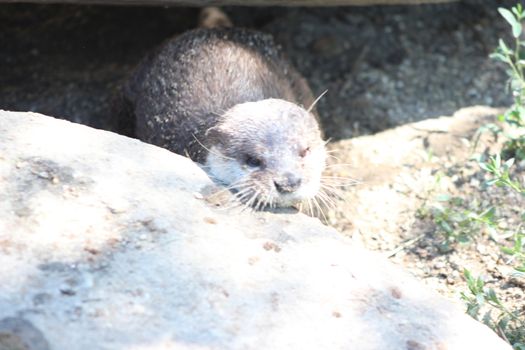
210, 108, 228, 118
244, 190, 261, 212
321, 175, 358, 180
227, 179, 253, 191
248, 195, 259, 210
204, 179, 252, 204
208, 179, 257, 211
269, 194, 276, 209
325, 156, 346, 164
306, 199, 315, 218
321, 176, 360, 185
212, 185, 252, 211
322, 138, 332, 146
231, 193, 253, 207
225, 188, 257, 210
191, 133, 235, 161
320, 181, 346, 196
255, 195, 267, 212
211, 182, 248, 196
251, 190, 263, 211
259, 191, 272, 211
223, 195, 250, 212
321, 181, 359, 192
232, 184, 253, 195
316, 189, 337, 208
258, 193, 267, 211
307, 89, 328, 113
312, 196, 328, 222
320, 184, 346, 199
317, 192, 336, 209
323, 163, 355, 169
298, 200, 309, 216
321, 181, 359, 189
320, 183, 357, 194
235, 189, 256, 204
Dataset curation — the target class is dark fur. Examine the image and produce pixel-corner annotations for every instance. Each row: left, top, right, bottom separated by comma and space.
123, 27, 316, 163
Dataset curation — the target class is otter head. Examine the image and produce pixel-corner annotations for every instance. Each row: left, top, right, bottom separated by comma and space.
205, 98, 326, 208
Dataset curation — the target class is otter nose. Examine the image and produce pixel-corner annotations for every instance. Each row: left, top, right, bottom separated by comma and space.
274, 173, 302, 194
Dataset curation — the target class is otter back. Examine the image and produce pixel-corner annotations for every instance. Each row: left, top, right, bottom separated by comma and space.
124, 28, 315, 163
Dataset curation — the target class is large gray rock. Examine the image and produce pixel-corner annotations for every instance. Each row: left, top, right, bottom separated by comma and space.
0, 110, 510, 350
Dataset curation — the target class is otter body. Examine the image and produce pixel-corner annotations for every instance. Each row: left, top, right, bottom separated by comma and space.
124, 27, 326, 208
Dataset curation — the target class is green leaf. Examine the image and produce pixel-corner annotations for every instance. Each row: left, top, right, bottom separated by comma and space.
486, 288, 500, 304
478, 162, 491, 172
517, 148, 525, 161
435, 194, 451, 202
499, 8, 523, 38
501, 246, 515, 255
515, 266, 525, 272
450, 197, 464, 206
495, 153, 502, 167
511, 269, 525, 278
499, 39, 511, 54
490, 52, 508, 63
504, 157, 516, 169
480, 206, 495, 220
497, 315, 509, 330
476, 293, 485, 305
476, 277, 485, 291
513, 3, 524, 18
486, 179, 499, 186
457, 234, 471, 243
439, 221, 453, 234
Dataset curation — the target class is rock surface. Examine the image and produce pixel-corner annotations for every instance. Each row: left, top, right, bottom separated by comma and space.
0, 110, 511, 350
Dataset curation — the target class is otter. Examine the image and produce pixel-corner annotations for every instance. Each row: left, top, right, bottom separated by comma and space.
123, 26, 327, 209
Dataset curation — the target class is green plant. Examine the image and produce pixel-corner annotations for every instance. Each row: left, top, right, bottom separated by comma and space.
477, 153, 525, 277
461, 269, 525, 349
478, 154, 524, 194
491, 4, 525, 161
426, 195, 497, 252
483, 3, 525, 279
501, 227, 525, 278
457, 5, 525, 348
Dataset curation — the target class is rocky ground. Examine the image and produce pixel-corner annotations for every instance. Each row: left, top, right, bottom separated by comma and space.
324, 106, 525, 344
0, 0, 523, 345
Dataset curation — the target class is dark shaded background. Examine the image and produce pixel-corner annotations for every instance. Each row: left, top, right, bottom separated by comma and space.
0, 0, 516, 140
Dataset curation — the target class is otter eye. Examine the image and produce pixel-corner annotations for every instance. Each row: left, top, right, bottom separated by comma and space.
245, 155, 262, 168
299, 147, 311, 158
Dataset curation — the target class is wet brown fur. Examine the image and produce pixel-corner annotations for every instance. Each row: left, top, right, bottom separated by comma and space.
123, 27, 317, 163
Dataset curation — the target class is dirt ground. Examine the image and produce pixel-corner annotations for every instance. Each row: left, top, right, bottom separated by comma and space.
325, 105, 525, 343
0, 0, 523, 343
